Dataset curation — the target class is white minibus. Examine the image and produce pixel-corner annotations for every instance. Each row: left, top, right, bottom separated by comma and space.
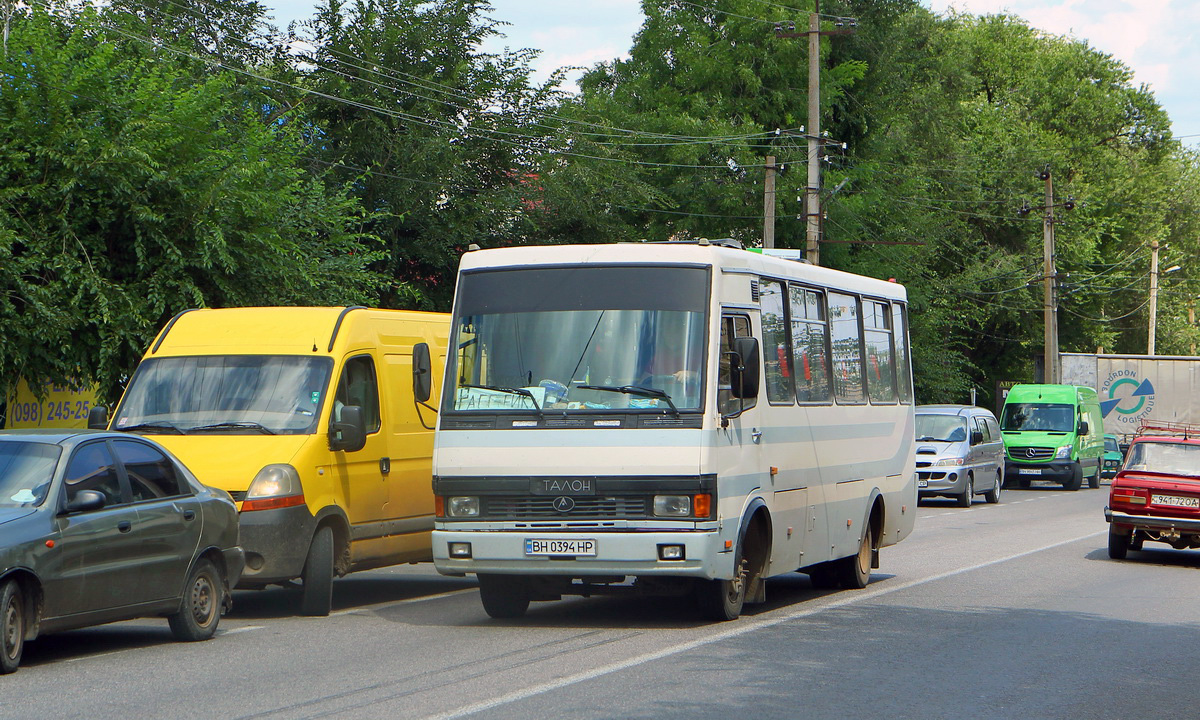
432, 240, 917, 620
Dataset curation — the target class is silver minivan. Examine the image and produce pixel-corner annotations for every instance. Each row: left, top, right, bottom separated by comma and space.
915, 404, 1005, 506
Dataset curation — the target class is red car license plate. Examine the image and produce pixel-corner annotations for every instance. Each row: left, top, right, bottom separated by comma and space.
1151, 494, 1200, 509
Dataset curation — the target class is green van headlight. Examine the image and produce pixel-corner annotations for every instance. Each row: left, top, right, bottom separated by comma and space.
1054, 445, 1073, 459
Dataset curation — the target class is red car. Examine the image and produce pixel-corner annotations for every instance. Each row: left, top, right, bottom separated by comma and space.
1106, 424, 1200, 560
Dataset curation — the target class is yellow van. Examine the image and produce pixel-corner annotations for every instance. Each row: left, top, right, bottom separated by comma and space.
94, 306, 448, 615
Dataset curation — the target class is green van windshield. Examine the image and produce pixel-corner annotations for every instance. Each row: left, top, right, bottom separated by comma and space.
1001, 403, 1074, 432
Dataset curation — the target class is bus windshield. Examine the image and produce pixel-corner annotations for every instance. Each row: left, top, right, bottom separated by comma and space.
112, 355, 334, 435
446, 265, 709, 412
1000, 403, 1075, 432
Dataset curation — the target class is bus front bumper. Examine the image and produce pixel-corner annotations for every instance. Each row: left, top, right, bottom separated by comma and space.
432, 529, 730, 580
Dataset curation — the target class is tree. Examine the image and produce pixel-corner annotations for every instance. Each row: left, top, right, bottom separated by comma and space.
0, 6, 380, 402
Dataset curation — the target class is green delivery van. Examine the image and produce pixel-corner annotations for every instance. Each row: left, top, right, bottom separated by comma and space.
999, 384, 1104, 490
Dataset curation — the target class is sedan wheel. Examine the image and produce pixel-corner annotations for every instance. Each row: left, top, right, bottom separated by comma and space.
168, 559, 223, 641
1, 579, 25, 674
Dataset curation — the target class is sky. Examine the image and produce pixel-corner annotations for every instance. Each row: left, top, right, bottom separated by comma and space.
263, 0, 1200, 146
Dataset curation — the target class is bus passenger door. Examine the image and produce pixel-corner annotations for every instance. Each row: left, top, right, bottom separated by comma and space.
715, 313, 767, 551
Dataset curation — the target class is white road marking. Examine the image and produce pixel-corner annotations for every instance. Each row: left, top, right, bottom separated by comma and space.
329, 588, 477, 617
424, 529, 1105, 720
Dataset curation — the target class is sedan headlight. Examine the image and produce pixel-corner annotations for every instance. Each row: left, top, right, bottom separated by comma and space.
1054, 444, 1073, 459
446, 496, 480, 517
653, 495, 692, 517
934, 457, 965, 467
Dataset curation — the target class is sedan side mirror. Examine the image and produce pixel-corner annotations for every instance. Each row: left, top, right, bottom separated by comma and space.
64, 490, 106, 514
88, 406, 109, 430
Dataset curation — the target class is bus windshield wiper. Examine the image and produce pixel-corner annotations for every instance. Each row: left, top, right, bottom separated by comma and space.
459, 383, 544, 416
578, 385, 679, 416
188, 421, 276, 435
113, 421, 184, 435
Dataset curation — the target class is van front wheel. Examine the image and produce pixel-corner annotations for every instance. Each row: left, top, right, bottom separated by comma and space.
299, 526, 334, 617
1064, 464, 1083, 491
1088, 468, 1100, 489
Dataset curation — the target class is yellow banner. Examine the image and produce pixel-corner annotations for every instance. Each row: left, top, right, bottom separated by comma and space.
4, 378, 99, 429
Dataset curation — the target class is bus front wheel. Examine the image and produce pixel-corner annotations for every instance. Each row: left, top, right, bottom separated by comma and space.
478, 574, 530, 619
696, 555, 747, 621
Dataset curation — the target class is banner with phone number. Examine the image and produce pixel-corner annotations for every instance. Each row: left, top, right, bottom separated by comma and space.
4, 378, 99, 429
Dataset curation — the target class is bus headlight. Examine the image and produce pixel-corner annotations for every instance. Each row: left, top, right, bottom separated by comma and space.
1055, 445, 1073, 459
653, 495, 692, 517
447, 496, 480, 517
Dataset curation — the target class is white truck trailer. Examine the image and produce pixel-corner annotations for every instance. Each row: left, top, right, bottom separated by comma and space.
1060, 352, 1200, 441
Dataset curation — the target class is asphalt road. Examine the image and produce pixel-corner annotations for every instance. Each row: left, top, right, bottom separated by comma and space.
5, 481, 1200, 720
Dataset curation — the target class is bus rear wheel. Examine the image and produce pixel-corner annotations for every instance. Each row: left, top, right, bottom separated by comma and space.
835, 524, 875, 589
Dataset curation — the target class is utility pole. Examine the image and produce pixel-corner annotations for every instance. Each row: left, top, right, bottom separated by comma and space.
1148, 239, 1160, 356
763, 155, 777, 249
775, 5, 855, 266
1190, 298, 1196, 355
805, 10, 821, 265
1042, 168, 1059, 384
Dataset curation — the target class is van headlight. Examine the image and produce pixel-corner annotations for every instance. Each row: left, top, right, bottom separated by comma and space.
241, 464, 305, 512
934, 457, 965, 467
1055, 445, 1073, 459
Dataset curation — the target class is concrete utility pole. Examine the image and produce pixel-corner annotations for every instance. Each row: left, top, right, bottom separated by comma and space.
763, 155, 777, 249
805, 10, 821, 265
1148, 239, 1160, 356
774, 3, 855, 266
1042, 168, 1059, 384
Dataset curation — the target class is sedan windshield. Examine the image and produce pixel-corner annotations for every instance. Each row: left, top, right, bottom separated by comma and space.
446, 265, 709, 413
1123, 441, 1200, 477
113, 355, 334, 435
1000, 403, 1075, 432
0, 441, 62, 507
915, 415, 968, 442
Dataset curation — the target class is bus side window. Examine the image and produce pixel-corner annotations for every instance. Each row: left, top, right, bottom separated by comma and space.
760, 279, 794, 405
718, 315, 756, 416
790, 285, 831, 404
829, 292, 866, 404
892, 303, 913, 404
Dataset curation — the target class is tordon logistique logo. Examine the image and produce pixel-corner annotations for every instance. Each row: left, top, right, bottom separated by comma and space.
1099, 370, 1155, 423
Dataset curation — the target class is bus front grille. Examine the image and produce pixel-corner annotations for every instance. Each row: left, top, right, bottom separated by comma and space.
482, 496, 649, 519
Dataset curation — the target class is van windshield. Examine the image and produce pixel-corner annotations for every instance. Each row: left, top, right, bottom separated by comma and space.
915, 415, 968, 442
113, 356, 334, 435
1000, 403, 1074, 432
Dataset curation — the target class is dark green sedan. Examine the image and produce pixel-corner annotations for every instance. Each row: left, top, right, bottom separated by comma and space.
0, 430, 244, 673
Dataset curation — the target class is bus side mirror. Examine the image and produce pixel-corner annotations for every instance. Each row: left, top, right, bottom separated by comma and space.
970, 430, 983, 445
412, 342, 433, 403
330, 405, 367, 452
1078, 420, 1089, 436
730, 337, 760, 399
88, 406, 109, 430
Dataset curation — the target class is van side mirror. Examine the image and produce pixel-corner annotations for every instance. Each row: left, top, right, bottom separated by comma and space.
64, 490, 106, 514
970, 430, 983, 445
87, 406, 109, 430
412, 342, 433, 403
730, 337, 760, 399
330, 405, 367, 452
1078, 420, 1089, 436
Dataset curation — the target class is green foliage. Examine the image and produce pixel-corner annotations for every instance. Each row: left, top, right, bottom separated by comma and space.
0, 6, 380, 402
